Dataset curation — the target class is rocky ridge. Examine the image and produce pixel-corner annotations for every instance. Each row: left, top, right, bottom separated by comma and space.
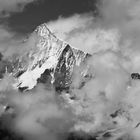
12, 23, 89, 91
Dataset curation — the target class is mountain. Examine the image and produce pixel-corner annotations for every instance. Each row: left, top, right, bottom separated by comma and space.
12, 23, 90, 92
131, 73, 140, 80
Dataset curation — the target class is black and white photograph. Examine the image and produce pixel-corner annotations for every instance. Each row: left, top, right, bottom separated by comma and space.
0, 0, 140, 140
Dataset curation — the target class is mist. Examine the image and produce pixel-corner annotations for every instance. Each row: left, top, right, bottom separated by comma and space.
48, 0, 140, 139
0, 75, 75, 140
0, 0, 140, 140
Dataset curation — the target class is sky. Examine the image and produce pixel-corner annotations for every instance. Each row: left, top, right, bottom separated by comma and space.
0, 0, 98, 34
0, 0, 99, 58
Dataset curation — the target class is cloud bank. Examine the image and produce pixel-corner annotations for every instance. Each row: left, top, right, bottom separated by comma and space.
47, 0, 140, 139
1, 0, 140, 140
0, 0, 38, 17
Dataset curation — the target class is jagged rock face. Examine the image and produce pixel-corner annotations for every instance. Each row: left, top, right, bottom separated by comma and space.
54, 45, 76, 92
13, 23, 88, 91
131, 73, 140, 80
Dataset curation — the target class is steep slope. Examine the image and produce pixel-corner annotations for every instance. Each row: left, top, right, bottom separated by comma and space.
13, 23, 89, 91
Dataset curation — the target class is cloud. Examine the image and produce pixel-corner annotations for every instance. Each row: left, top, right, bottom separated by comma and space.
0, 0, 39, 58
46, 0, 140, 139
47, 0, 140, 57
0, 29, 31, 60
0, 0, 38, 17
48, 14, 120, 54
48, 14, 94, 40
0, 75, 74, 140
1, 0, 140, 140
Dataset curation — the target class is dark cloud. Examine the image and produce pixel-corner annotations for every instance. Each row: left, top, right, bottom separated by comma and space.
6, 0, 98, 34
0, 0, 38, 17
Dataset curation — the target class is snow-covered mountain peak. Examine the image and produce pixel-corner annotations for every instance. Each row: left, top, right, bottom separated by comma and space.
13, 23, 88, 91
27, 23, 67, 71
35, 23, 56, 39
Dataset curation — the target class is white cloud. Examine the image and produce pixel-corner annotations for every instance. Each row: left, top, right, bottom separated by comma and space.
48, 14, 120, 54
45, 0, 140, 139
1, 0, 140, 139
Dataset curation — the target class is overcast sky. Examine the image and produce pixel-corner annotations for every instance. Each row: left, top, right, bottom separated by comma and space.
0, 0, 98, 34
